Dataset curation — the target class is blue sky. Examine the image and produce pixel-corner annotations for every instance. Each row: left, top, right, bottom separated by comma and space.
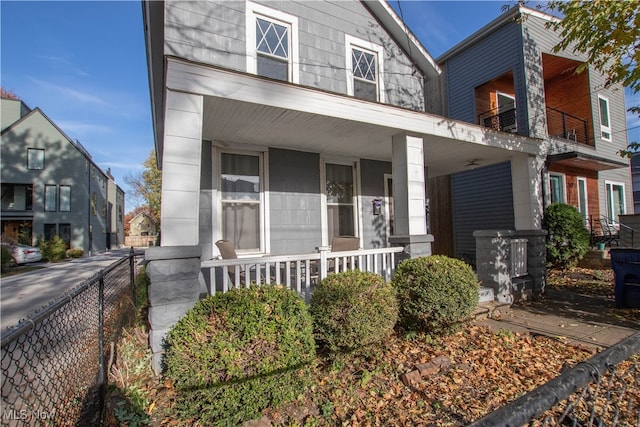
2, 1, 638, 212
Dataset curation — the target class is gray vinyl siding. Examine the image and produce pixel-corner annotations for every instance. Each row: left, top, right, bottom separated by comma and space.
1, 99, 30, 132
451, 162, 514, 265
163, 0, 425, 111
269, 148, 322, 254
443, 19, 526, 133
360, 159, 392, 248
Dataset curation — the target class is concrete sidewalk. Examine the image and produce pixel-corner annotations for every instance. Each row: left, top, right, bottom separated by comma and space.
476, 288, 639, 349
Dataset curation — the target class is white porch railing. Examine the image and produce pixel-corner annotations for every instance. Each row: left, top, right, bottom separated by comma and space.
200, 247, 405, 302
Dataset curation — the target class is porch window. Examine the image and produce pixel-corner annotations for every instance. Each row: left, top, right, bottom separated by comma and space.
325, 163, 356, 239
45, 185, 57, 212
221, 153, 262, 252
27, 148, 44, 170
246, 2, 298, 83
549, 173, 566, 204
346, 35, 384, 102
577, 177, 588, 223
598, 95, 611, 141
605, 181, 625, 223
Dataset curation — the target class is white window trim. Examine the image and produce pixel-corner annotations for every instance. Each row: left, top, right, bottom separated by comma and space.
577, 176, 588, 218
598, 95, 612, 141
549, 172, 566, 204
246, 1, 299, 84
320, 158, 361, 247
215, 148, 270, 255
345, 34, 385, 102
605, 180, 626, 224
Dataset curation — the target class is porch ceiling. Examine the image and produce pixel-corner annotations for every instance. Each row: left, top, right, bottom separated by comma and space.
169, 58, 542, 178
202, 96, 529, 178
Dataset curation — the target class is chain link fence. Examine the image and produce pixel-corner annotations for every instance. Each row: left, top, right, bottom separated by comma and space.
1, 251, 137, 426
470, 332, 640, 426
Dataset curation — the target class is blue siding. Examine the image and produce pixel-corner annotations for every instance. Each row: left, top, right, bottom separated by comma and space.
444, 19, 527, 133
451, 162, 514, 265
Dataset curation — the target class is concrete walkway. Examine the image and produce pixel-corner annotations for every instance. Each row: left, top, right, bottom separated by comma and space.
476, 287, 639, 350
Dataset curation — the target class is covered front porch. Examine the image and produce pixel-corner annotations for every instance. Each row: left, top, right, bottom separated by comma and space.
146, 57, 546, 371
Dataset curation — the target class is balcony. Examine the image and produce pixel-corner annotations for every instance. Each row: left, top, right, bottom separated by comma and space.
546, 107, 589, 146
478, 108, 517, 133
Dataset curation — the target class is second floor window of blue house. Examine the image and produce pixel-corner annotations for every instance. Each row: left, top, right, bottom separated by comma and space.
256, 17, 289, 81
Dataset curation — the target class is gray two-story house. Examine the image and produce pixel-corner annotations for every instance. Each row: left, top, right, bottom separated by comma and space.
1, 97, 125, 254
430, 5, 631, 262
142, 0, 551, 369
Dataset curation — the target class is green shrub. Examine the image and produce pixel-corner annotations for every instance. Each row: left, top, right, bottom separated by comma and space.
392, 255, 479, 335
543, 203, 590, 268
38, 235, 67, 262
66, 248, 84, 258
134, 267, 150, 311
164, 285, 315, 426
1, 245, 14, 272
309, 270, 398, 353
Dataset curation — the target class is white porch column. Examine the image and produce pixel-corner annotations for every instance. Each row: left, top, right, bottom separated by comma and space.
511, 154, 544, 230
389, 133, 433, 258
160, 90, 204, 246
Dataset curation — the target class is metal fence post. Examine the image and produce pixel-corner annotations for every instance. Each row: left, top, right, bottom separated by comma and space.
129, 246, 135, 297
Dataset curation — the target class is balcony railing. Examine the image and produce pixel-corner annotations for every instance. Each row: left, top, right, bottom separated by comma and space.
546, 107, 589, 145
478, 108, 517, 133
201, 247, 405, 302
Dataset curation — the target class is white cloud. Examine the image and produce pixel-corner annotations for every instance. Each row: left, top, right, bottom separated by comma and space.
55, 120, 112, 136
29, 77, 112, 108
37, 54, 89, 77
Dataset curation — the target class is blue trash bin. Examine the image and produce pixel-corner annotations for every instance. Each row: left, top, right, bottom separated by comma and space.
609, 248, 640, 308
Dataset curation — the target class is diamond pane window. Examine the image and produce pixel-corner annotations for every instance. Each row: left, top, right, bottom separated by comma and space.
352, 48, 376, 82
256, 18, 288, 59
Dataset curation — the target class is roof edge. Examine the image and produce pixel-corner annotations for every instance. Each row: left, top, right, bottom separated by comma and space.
437, 4, 561, 63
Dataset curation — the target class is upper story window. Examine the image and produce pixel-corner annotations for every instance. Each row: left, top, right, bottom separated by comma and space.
27, 148, 44, 170
60, 185, 71, 212
346, 35, 385, 102
598, 95, 611, 141
45, 185, 57, 212
246, 2, 299, 83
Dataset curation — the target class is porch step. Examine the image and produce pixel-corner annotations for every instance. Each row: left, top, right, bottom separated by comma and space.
578, 249, 611, 270
473, 300, 510, 320
511, 276, 534, 303
478, 286, 494, 303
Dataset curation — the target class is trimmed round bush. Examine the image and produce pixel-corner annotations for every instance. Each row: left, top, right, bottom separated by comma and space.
543, 203, 590, 268
392, 255, 479, 335
309, 270, 398, 352
164, 285, 315, 425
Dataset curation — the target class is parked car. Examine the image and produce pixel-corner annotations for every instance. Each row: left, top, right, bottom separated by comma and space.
9, 244, 42, 265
